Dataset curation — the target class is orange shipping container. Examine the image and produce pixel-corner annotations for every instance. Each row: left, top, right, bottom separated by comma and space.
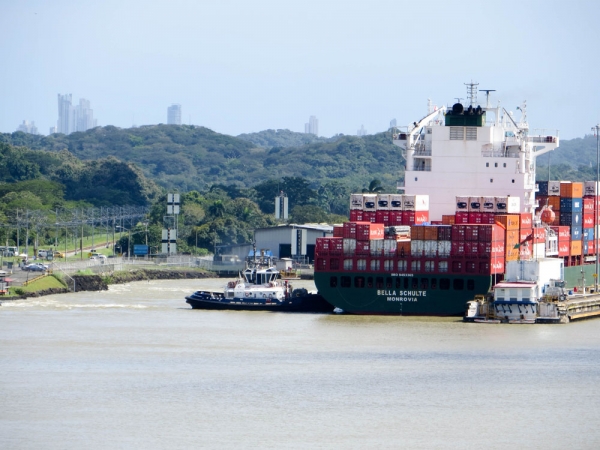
570, 240, 582, 256
397, 240, 411, 257
548, 196, 561, 211
423, 226, 439, 240
505, 247, 519, 261
560, 181, 583, 198
495, 214, 520, 230
505, 230, 520, 245
442, 215, 456, 225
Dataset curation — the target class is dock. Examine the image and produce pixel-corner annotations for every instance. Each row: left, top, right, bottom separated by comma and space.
537, 294, 600, 323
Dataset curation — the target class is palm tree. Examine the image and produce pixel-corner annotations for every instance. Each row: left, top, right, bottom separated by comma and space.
362, 179, 384, 193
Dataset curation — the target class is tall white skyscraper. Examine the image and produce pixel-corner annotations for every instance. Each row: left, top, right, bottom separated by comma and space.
304, 115, 318, 136
16, 120, 38, 134
57, 94, 73, 134
167, 104, 182, 125
57, 94, 97, 134
75, 98, 97, 132
357, 125, 367, 136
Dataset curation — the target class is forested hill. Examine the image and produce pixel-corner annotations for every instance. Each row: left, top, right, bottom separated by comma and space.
0, 142, 162, 212
237, 129, 340, 148
0, 125, 405, 193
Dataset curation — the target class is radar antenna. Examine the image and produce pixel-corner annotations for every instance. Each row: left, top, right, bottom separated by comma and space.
479, 89, 496, 109
454, 98, 463, 104
465, 81, 479, 106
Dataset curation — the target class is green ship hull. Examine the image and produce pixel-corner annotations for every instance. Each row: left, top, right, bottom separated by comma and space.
564, 264, 598, 290
314, 271, 494, 315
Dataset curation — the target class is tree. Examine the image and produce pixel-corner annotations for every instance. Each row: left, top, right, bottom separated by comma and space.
362, 179, 384, 193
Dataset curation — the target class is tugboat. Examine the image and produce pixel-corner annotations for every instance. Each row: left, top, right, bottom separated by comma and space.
185, 247, 334, 313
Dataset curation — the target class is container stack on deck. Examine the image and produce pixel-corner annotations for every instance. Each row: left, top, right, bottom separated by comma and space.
536, 181, 599, 267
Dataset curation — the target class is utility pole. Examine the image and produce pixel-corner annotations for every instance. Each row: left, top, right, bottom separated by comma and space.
594, 124, 600, 293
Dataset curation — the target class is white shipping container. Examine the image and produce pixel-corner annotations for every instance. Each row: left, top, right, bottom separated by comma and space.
343, 238, 356, 255
370, 239, 384, 256
456, 196, 469, 212
424, 240, 437, 257
376, 194, 390, 210
344, 259, 354, 270
495, 196, 520, 213
404, 194, 429, 211
390, 194, 403, 211
438, 241, 451, 257
363, 194, 377, 211
356, 259, 367, 270
411, 240, 424, 257
383, 239, 397, 255
584, 181, 600, 197
350, 194, 364, 210
468, 196, 482, 212
481, 196, 495, 212
547, 181, 562, 196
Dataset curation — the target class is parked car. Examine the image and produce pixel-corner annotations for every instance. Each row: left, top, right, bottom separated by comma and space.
89, 254, 107, 261
53, 251, 65, 258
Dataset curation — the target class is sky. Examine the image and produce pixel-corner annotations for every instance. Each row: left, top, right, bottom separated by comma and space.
1, 0, 599, 140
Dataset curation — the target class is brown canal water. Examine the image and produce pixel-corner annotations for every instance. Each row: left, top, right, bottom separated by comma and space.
2, 279, 600, 449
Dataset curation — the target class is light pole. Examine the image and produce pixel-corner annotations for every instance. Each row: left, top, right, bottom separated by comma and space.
594, 124, 600, 293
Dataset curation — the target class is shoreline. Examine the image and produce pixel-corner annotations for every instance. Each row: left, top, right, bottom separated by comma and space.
1, 269, 219, 302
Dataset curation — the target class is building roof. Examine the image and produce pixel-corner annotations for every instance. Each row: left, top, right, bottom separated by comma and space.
254, 223, 333, 232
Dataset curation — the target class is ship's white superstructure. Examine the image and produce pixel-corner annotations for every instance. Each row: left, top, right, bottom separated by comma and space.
393, 88, 559, 220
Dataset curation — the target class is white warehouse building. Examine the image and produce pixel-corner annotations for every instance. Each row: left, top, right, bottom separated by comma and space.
254, 224, 333, 262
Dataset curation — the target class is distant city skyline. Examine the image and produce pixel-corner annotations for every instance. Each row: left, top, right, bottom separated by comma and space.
1, 1, 599, 140
305, 115, 318, 136
55, 94, 97, 135
16, 120, 38, 135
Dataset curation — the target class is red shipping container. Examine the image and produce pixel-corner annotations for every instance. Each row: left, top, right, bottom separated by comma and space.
349, 210, 364, 222
330, 238, 343, 255
583, 213, 595, 228
465, 225, 480, 241
356, 222, 385, 241
333, 226, 344, 237
479, 259, 505, 274
478, 241, 505, 258
532, 227, 546, 244
451, 241, 466, 256
519, 245, 532, 260
468, 212, 483, 224
586, 240, 596, 255
519, 213, 533, 229
414, 211, 429, 225
455, 212, 469, 224
388, 211, 403, 226
481, 212, 496, 224
464, 241, 479, 258
343, 221, 358, 239
315, 257, 328, 271
355, 240, 370, 255
437, 226, 452, 241
478, 224, 505, 242
362, 211, 376, 223
452, 224, 466, 241
519, 228, 533, 243
558, 241, 570, 257
550, 226, 570, 240
375, 210, 390, 225
583, 197, 595, 213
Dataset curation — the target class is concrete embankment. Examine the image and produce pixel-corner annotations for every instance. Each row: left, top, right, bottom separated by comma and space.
1, 269, 217, 301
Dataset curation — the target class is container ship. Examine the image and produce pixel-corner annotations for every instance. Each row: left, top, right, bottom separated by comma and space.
313, 85, 599, 316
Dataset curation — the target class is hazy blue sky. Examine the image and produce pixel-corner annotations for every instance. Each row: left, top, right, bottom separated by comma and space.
1, 0, 599, 139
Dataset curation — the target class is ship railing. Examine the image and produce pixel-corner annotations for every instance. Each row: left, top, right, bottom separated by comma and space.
525, 129, 559, 143
481, 150, 519, 158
